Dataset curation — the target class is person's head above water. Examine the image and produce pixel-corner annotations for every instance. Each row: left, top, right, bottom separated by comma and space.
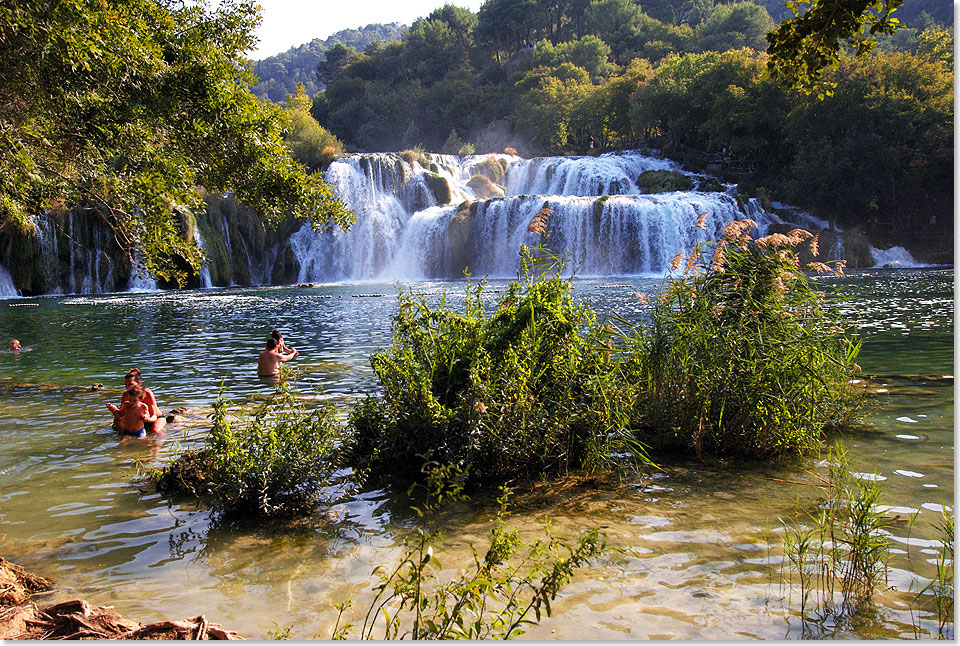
266, 337, 278, 350
9, 339, 20, 351
124, 368, 142, 389
127, 384, 145, 402
271, 329, 282, 341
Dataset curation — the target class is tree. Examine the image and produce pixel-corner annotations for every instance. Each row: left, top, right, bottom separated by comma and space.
284, 84, 344, 171
317, 42, 358, 87
694, 1, 775, 52
766, 0, 904, 96
0, 0, 351, 284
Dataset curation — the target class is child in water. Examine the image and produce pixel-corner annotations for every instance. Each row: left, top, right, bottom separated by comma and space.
108, 384, 156, 438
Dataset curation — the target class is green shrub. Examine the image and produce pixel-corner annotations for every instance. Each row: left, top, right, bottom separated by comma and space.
635, 170, 694, 193
347, 247, 648, 488
626, 221, 864, 459
151, 378, 344, 520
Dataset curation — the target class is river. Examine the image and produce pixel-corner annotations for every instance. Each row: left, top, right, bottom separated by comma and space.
0, 268, 952, 639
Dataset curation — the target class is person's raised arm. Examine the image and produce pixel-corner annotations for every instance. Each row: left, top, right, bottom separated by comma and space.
279, 348, 299, 363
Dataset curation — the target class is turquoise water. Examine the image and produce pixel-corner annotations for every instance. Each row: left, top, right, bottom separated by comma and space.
0, 269, 952, 639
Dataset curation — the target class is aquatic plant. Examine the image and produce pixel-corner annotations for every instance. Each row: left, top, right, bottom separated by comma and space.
332, 463, 605, 639
917, 507, 954, 638
347, 246, 648, 488
626, 221, 864, 459
779, 444, 891, 622
151, 376, 345, 520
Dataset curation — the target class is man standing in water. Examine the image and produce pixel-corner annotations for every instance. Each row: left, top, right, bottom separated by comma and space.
107, 368, 167, 433
258, 337, 298, 377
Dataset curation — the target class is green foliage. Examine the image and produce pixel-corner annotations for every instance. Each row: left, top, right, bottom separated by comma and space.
766, 0, 905, 96
347, 247, 648, 487
628, 223, 864, 459
694, 1, 775, 52
779, 444, 891, 618
151, 378, 345, 520
0, 0, 352, 286
333, 466, 605, 639
283, 84, 344, 171
635, 169, 694, 193
442, 130, 465, 155
251, 23, 404, 101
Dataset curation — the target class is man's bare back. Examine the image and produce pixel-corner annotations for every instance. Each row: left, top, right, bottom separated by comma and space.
258, 338, 298, 376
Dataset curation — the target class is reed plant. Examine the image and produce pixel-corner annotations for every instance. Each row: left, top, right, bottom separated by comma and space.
332, 462, 605, 639
347, 246, 647, 487
625, 221, 864, 459
151, 376, 345, 520
917, 507, 954, 638
779, 444, 891, 621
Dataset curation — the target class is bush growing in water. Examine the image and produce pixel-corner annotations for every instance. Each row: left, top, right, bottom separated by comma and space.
347, 247, 646, 487
151, 377, 344, 520
626, 221, 864, 459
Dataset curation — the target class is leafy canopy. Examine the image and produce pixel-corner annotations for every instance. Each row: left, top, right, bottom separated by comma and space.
0, 0, 351, 284
766, 0, 904, 96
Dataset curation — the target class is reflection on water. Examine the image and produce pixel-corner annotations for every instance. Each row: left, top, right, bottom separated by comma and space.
0, 269, 952, 639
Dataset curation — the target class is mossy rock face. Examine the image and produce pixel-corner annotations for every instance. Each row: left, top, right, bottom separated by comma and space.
474, 156, 506, 183
592, 195, 611, 226
424, 172, 453, 205
635, 170, 694, 194
466, 174, 504, 200
695, 175, 724, 192
447, 202, 473, 276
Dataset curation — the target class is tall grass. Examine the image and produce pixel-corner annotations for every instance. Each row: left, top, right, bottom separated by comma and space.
347, 246, 647, 487
625, 222, 864, 459
779, 444, 891, 621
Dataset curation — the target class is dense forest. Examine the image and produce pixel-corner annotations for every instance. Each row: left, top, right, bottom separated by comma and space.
251, 23, 404, 101
248, 0, 952, 254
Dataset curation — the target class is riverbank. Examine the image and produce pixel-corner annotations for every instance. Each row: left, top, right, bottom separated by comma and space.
0, 558, 241, 640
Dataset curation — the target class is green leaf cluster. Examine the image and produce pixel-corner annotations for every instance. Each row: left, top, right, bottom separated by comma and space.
152, 377, 345, 520
348, 247, 646, 487
0, 0, 351, 285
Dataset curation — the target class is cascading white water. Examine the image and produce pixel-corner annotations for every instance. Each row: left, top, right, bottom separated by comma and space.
193, 228, 214, 288
0, 265, 19, 298
870, 245, 930, 268
289, 149, 842, 281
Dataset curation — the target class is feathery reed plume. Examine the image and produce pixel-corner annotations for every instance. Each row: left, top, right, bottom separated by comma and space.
776, 248, 800, 267
833, 259, 847, 276
807, 261, 831, 273
685, 247, 700, 274
756, 233, 791, 248
695, 212, 709, 229
787, 228, 812, 246
635, 291, 649, 304
670, 252, 684, 271
527, 208, 554, 235
711, 243, 727, 272
721, 218, 757, 240
808, 233, 820, 257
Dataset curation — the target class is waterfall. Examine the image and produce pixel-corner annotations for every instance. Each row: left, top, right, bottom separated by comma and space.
0, 265, 19, 298
290, 149, 841, 281
193, 228, 214, 288
870, 245, 930, 268
34, 216, 62, 294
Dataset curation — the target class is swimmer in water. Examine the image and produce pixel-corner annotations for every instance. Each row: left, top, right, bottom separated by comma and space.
112, 384, 156, 439
258, 336, 298, 378
9, 339, 20, 352
107, 368, 167, 433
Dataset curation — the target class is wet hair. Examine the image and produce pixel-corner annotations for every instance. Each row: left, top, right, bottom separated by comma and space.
125, 368, 142, 383
127, 384, 145, 400
271, 329, 282, 341
266, 337, 278, 350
